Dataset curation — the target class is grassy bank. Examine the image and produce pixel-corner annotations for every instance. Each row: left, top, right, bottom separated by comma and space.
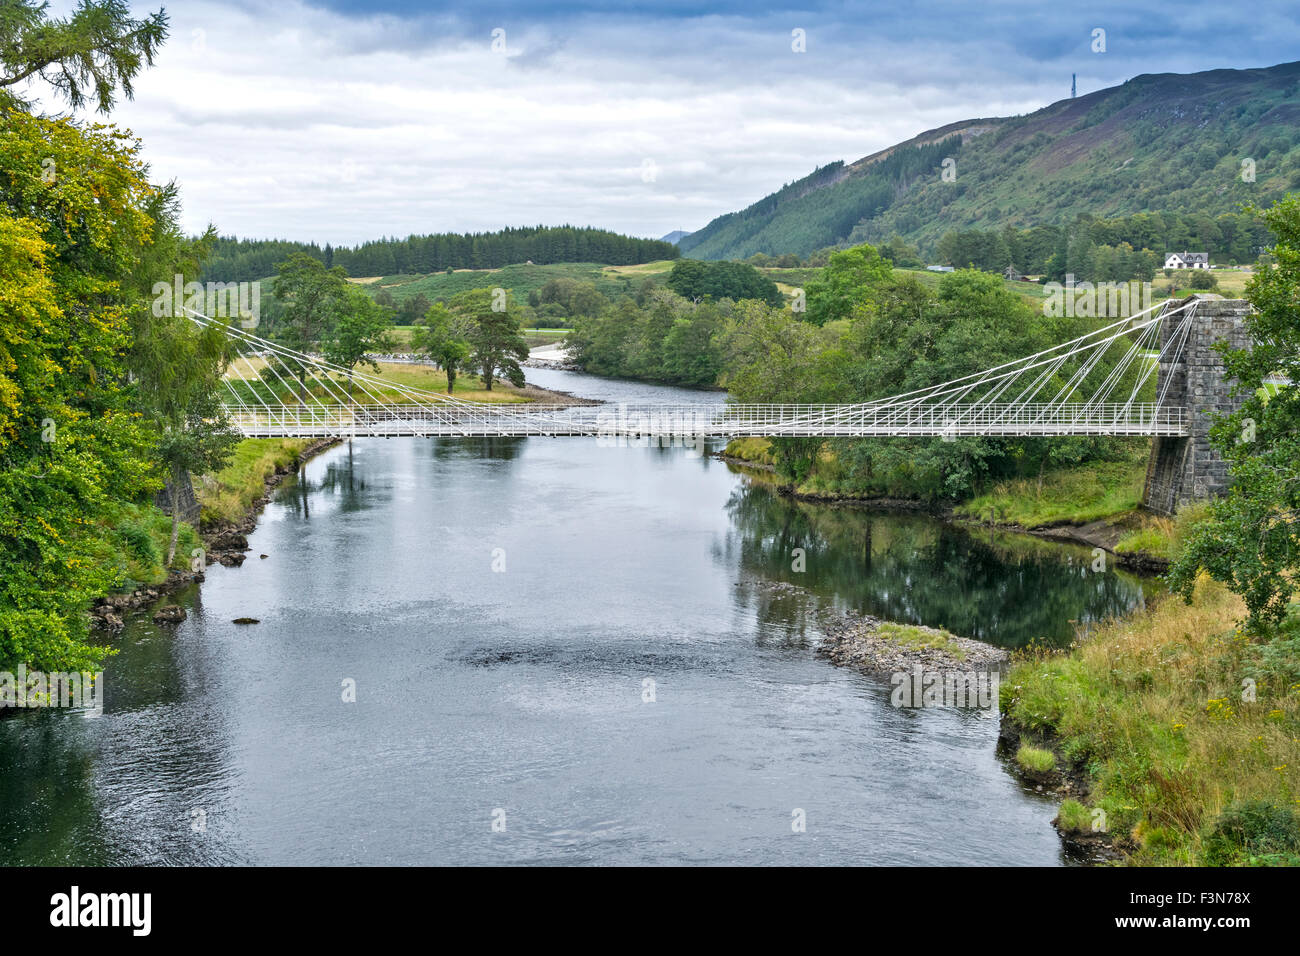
953, 450, 1147, 527
723, 436, 1150, 524
194, 438, 316, 526
1002, 577, 1300, 865
97, 502, 204, 593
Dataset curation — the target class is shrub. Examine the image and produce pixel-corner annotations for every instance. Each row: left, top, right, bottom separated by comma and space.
1201, 800, 1300, 865
1016, 744, 1057, 774
1056, 799, 1093, 833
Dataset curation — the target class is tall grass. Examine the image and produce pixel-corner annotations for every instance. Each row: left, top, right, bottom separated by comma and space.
195, 438, 314, 526
90, 502, 203, 592
955, 453, 1147, 527
1003, 576, 1300, 865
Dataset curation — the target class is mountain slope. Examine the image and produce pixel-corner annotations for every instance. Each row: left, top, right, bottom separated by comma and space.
680, 61, 1300, 260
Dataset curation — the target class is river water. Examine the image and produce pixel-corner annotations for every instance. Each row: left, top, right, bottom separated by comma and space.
0, 368, 1156, 865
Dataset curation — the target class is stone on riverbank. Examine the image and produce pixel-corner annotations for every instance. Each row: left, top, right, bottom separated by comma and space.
820, 612, 1007, 676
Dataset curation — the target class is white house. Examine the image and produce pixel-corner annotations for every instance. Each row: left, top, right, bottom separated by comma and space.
1164, 251, 1209, 270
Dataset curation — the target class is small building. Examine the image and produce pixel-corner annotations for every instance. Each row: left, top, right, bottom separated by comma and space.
1003, 265, 1024, 281
1165, 251, 1209, 270
926, 265, 954, 272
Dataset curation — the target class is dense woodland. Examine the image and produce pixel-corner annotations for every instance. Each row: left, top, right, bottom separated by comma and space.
935, 209, 1275, 278
200, 226, 679, 283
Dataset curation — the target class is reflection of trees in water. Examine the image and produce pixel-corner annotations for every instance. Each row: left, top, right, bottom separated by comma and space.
0, 582, 234, 865
274, 441, 382, 516
0, 720, 109, 864
429, 436, 525, 461
314, 443, 369, 514
724, 482, 1152, 649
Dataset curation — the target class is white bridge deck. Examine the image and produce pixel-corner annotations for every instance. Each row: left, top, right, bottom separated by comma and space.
225, 402, 1189, 439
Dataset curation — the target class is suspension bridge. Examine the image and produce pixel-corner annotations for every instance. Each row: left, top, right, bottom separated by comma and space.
192, 295, 1216, 442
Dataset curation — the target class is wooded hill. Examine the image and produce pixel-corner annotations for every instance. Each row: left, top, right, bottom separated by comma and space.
680, 61, 1300, 260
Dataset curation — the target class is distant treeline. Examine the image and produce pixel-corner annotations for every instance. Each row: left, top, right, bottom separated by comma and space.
200, 226, 680, 282
936, 209, 1275, 281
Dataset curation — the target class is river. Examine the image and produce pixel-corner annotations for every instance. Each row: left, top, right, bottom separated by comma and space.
0, 367, 1157, 865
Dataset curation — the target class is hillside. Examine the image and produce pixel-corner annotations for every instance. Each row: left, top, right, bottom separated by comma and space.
680, 60, 1300, 259
351, 261, 657, 307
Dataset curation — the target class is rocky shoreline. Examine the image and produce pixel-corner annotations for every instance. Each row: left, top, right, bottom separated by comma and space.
995, 718, 1131, 863
819, 607, 1009, 676
89, 437, 342, 632
523, 356, 582, 371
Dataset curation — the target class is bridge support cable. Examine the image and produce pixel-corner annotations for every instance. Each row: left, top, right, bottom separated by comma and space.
183, 299, 1196, 439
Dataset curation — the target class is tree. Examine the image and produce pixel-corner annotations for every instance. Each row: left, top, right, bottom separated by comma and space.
125, 187, 239, 566
666, 259, 781, 306
397, 291, 430, 326
0, 0, 168, 113
804, 243, 893, 326
411, 303, 471, 394
271, 253, 348, 403
0, 108, 159, 673
1168, 196, 1300, 630
452, 288, 530, 390
723, 299, 849, 479
323, 286, 393, 404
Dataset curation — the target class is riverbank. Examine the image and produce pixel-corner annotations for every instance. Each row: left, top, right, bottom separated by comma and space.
999, 576, 1300, 866
90, 437, 341, 631
719, 439, 1179, 571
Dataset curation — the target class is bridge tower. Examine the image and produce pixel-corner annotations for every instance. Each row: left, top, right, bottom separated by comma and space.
1142, 295, 1253, 514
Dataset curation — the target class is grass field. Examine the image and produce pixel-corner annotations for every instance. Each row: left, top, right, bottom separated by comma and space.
225, 357, 536, 405
364, 261, 638, 305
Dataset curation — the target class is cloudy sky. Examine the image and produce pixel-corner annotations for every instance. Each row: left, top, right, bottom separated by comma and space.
33, 0, 1300, 245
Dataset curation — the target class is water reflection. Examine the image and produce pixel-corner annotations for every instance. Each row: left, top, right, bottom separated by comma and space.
724, 479, 1155, 648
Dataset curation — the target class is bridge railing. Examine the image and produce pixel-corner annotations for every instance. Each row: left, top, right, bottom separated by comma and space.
222, 401, 1187, 438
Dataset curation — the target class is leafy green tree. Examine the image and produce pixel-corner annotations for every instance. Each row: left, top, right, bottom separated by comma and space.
0, 108, 159, 672
398, 291, 430, 326
804, 243, 893, 326
0, 0, 168, 113
1169, 196, 1300, 630
667, 259, 781, 306
271, 252, 348, 403
156, 389, 240, 564
723, 300, 850, 479
125, 190, 239, 566
452, 288, 529, 390
323, 286, 393, 404
566, 298, 639, 377
661, 302, 725, 386
411, 303, 472, 394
